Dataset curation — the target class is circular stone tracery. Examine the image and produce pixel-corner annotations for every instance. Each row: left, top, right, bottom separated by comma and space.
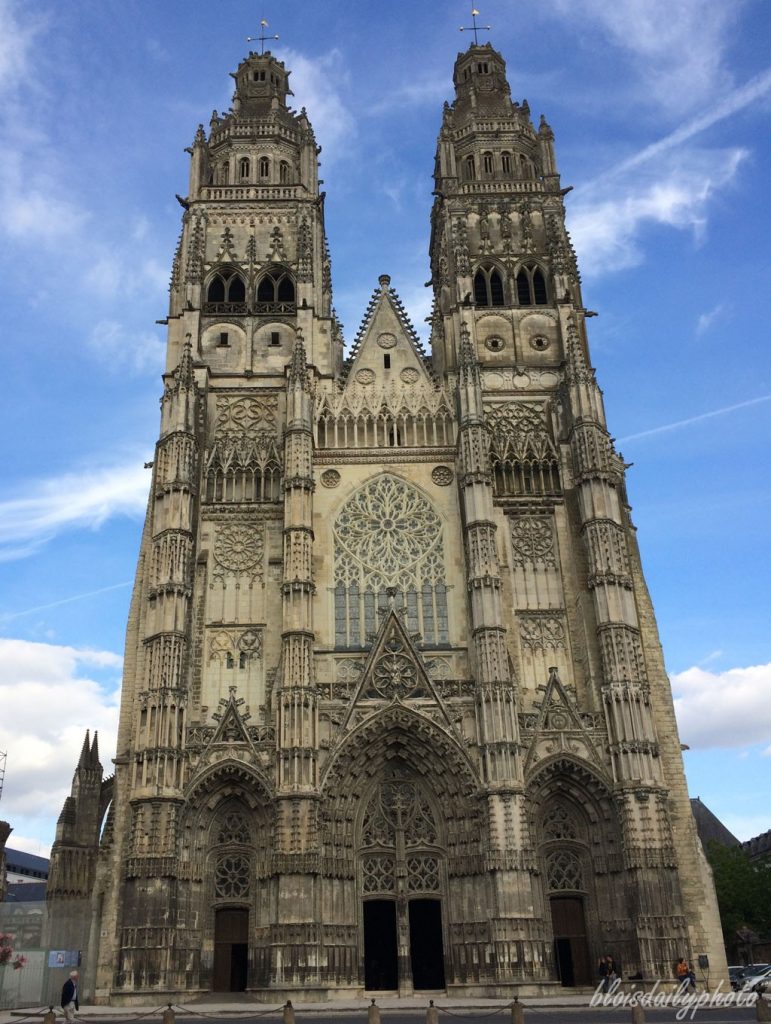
335, 475, 441, 578
214, 524, 263, 572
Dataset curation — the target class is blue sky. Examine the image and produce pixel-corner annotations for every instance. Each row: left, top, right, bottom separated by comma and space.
0, 0, 769, 854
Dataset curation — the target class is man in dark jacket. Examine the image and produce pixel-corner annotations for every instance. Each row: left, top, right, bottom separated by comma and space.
61, 970, 79, 1021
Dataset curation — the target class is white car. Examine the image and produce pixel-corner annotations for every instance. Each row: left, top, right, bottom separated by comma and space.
741, 964, 771, 992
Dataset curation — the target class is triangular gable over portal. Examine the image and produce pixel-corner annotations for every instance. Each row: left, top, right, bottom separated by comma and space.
341, 602, 453, 732
524, 667, 603, 773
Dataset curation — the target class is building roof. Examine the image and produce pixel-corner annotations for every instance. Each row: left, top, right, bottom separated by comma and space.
743, 829, 771, 861
690, 797, 740, 849
5, 847, 50, 877
5, 881, 47, 902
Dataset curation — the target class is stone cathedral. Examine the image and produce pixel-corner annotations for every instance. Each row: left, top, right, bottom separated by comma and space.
48, 41, 726, 1003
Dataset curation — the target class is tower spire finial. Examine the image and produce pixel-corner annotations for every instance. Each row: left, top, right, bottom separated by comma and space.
247, 18, 280, 55
459, 7, 491, 45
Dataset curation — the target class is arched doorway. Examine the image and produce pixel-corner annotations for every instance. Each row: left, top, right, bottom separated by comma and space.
359, 772, 447, 992
183, 759, 275, 994
529, 758, 630, 988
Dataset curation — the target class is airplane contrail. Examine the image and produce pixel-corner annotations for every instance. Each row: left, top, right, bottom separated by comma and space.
617, 394, 771, 443
0, 581, 132, 622
575, 65, 771, 194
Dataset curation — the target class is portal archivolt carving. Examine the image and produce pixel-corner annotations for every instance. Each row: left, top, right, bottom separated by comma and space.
359, 776, 443, 898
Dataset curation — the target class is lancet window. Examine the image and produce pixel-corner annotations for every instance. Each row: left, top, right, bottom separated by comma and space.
205, 267, 247, 315
334, 475, 449, 647
486, 402, 561, 497
256, 267, 296, 313
516, 262, 548, 305
474, 263, 505, 306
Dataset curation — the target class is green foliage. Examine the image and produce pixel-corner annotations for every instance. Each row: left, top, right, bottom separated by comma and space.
706, 842, 771, 951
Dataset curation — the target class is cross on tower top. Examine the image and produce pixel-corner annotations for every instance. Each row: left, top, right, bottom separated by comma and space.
459, 7, 491, 45
247, 18, 280, 55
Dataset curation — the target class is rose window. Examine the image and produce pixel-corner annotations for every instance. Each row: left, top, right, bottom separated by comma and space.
334, 475, 448, 646
214, 854, 250, 899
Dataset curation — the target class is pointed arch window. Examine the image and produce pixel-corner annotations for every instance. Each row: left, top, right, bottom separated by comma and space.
463, 154, 475, 181
205, 267, 248, 314
259, 156, 270, 179
279, 160, 290, 184
501, 151, 512, 176
482, 151, 494, 177
516, 263, 548, 306
239, 157, 250, 181
473, 263, 505, 307
255, 267, 296, 313
219, 162, 230, 185
333, 475, 449, 647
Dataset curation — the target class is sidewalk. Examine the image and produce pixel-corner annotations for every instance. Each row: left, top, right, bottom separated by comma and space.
0, 991, 599, 1022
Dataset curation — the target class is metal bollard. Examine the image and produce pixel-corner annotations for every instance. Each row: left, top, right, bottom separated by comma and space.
283, 999, 296, 1024
757, 993, 771, 1022
426, 998, 439, 1024
162, 1005, 176, 1024
510, 996, 525, 1024
368, 998, 381, 1024
43, 1007, 56, 1024
630, 1004, 646, 1024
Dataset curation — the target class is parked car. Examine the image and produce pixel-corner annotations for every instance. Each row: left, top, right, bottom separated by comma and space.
728, 965, 746, 990
740, 964, 771, 993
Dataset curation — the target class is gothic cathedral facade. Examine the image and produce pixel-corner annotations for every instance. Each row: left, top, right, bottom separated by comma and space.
48, 43, 726, 1002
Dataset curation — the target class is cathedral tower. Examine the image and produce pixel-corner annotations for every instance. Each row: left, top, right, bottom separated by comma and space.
49, 40, 726, 1004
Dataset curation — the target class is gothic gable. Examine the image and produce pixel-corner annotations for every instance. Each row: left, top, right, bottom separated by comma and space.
524, 667, 603, 773
341, 606, 454, 733
344, 275, 431, 389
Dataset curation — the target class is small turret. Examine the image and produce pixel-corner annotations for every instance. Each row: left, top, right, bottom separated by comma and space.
231, 51, 293, 115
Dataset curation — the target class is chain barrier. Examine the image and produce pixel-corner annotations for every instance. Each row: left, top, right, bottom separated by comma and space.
172, 1004, 285, 1020
436, 1004, 511, 1018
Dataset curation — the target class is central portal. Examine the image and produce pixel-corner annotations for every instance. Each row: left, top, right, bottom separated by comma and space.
363, 898, 445, 992
359, 773, 447, 993
213, 908, 249, 992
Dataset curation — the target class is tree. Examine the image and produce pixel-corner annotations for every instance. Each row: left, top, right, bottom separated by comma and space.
706, 842, 771, 958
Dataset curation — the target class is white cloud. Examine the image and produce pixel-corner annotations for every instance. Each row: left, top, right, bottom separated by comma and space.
549, 0, 744, 113
88, 319, 166, 374
0, 460, 150, 558
696, 303, 726, 335
0, 0, 45, 93
672, 661, 771, 750
369, 74, 448, 115
0, 638, 121, 854
278, 47, 356, 165
568, 147, 746, 276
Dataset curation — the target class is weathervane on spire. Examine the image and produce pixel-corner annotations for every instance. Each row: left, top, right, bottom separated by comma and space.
247, 18, 279, 55
459, 7, 491, 45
